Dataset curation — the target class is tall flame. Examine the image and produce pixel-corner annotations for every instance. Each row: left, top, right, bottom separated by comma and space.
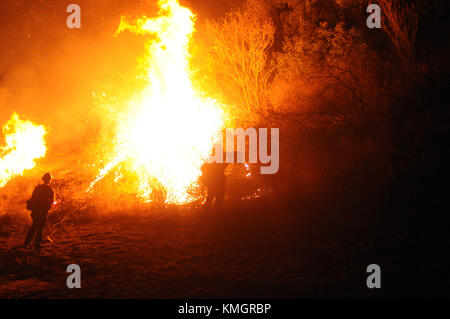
0, 113, 47, 188
90, 0, 225, 203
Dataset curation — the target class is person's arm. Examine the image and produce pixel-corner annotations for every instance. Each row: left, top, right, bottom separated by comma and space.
46, 187, 55, 211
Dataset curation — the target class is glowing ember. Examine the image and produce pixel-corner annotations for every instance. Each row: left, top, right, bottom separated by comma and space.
90, 0, 225, 203
0, 113, 47, 188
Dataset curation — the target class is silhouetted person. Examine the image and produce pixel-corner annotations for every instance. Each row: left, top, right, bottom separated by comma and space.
201, 162, 228, 211
24, 173, 54, 249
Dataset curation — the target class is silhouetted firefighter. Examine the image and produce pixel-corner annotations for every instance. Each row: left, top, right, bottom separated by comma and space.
201, 162, 228, 211
24, 173, 54, 249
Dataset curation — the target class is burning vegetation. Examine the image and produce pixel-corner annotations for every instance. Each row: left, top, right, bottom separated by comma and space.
88, 0, 227, 204
0, 113, 46, 188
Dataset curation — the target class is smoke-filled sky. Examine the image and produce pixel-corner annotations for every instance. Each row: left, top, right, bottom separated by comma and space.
0, 0, 241, 151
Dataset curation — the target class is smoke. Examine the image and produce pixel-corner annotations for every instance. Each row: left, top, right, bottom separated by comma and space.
1, 1, 134, 148
0, 0, 237, 145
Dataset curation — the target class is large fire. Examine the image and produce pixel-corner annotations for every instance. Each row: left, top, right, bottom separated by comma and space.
0, 113, 47, 188
89, 0, 225, 203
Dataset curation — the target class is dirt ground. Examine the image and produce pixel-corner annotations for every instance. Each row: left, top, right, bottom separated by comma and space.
0, 204, 445, 298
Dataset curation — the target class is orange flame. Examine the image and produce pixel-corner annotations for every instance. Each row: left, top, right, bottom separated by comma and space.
0, 113, 47, 188
90, 0, 225, 203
